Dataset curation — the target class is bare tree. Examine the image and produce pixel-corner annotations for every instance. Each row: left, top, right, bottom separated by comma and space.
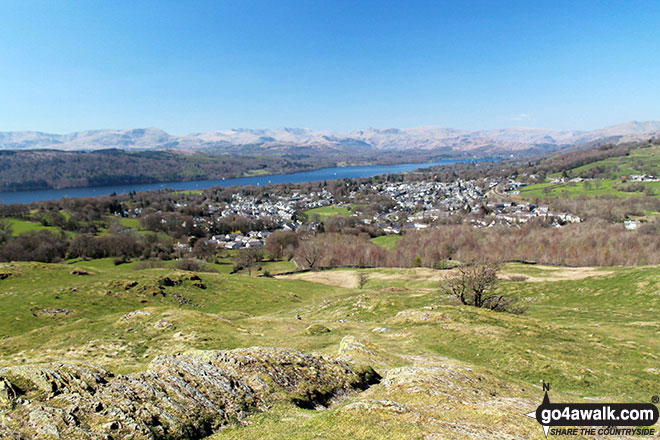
440, 263, 521, 313
0, 219, 13, 245
294, 236, 325, 269
265, 230, 299, 260
357, 272, 369, 289
233, 248, 263, 275
192, 238, 216, 261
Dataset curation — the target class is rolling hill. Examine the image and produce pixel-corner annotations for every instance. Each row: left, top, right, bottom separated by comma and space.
2, 121, 660, 157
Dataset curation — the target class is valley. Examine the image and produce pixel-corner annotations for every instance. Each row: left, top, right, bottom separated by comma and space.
0, 138, 659, 438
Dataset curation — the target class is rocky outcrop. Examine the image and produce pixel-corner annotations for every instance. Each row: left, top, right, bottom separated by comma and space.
0, 347, 377, 439
337, 336, 390, 368
341, 399, 411, 414
387, 309, 450, 324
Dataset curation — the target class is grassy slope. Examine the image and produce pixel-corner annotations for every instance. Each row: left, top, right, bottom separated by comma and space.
569, 144, 660, 178
1, 261, 659, 438
518, 179, 659, 198
6, 214, 141, 238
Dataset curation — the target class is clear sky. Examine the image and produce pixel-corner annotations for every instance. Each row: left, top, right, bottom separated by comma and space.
1, 0, 659, 134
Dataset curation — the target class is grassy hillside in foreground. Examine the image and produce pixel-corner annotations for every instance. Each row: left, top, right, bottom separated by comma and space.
1, 261, 659, 438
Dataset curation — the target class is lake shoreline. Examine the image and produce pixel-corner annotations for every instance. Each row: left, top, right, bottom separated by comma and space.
0, 158, 491, 204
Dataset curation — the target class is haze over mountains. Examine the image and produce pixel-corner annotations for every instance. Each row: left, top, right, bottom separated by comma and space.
1, 121, 659, 156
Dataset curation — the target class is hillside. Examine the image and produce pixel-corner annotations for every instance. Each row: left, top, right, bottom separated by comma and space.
0, 149, 316, 191
0, 147, 453, 192
516, 143, 660, 199
1, 260, 658, 438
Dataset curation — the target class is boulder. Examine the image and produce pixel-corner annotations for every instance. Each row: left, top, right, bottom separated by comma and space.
305, 324, 331, 335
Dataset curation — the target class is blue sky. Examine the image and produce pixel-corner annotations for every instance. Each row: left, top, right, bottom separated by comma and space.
1, 0, 659, 134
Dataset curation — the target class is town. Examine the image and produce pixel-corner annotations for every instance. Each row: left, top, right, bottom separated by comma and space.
146, 177, 583, 251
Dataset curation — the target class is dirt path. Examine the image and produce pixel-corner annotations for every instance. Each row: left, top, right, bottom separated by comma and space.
279, 265, 613, 288
500, 265, 613, 282
280, 270, 360, 288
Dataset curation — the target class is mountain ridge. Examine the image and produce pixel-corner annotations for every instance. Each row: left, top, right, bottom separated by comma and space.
1, 120, 659, 156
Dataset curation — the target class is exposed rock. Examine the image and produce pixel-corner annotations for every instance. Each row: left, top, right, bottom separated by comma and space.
70, 270, 90, 276
32, 308, 75, 317
371, 327, 391, 333
305, 324, 331, 335
137, 283, 165, 296
153, 318, 173, 330
337, 336, 389, 368
0, 347, 374, 439
119, 310, 152, 321
388, 310, 451, 324
171, 292, 194, 305
342, 399, 411, 413
380, 359, 498, 404
115, 280, 139, 290
0, 361, 113, 401
158, 276, 179, 287
338, 336, 376, 357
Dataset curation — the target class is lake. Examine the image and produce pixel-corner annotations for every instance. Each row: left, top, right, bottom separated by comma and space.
0, 159, 487, 204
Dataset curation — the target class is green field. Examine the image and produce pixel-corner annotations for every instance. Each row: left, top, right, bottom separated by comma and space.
175, 189, 204, 194
118, 217, 143, 229
1, 260, 659, 438
303, 204, 353, 221
5, 218, 61, 236
4, 215, 146, 238
370, 234, 401, 250
243, 168, 270, 176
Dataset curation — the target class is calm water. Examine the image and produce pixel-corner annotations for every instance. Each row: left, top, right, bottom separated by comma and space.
0, 159, 486, 204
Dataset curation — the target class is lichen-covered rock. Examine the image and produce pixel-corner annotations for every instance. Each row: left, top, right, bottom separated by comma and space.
305, 324, 331, 335
0, 361, 113, 401
380, 358, 501, 404
387, 309, 450, 324
70, 270, 90, 276
341, 399, 411, 413
119, 310, 152, 321
0, 271, 16, 280
153, 318, 173, 329
371, 327, 391, 333
0, 347, 373, 439
337, 336, 389, 368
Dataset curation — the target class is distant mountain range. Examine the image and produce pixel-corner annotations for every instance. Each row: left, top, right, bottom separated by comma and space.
1, 121, 660, 156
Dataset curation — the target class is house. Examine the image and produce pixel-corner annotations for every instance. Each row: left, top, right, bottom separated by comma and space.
556, 213, 581, 224
246, 238, 264, 248
624, 220, 639, 230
